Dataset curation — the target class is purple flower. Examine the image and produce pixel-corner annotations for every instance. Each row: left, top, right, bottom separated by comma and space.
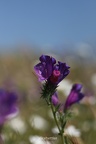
64, 84, 84, 111
51, 93, 59, 106
0, 89, 18, 125
34, 55, 70, 84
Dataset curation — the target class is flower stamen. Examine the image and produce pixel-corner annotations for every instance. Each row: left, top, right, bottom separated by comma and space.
50, 70, 61, 83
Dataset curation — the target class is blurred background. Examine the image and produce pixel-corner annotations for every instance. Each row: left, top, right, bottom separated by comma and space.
0, 0, 96, 144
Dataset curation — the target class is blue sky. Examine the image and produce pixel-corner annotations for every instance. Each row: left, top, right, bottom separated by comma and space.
0, 0, 96, 48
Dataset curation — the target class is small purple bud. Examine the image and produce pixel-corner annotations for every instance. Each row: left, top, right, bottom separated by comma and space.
51, 93, 59, 106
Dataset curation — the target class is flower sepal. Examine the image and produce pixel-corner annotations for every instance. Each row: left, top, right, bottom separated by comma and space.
41, 81, 57, 100
58, 110, 73, 132
63, 110, 73, 121
54, 103, 61, 113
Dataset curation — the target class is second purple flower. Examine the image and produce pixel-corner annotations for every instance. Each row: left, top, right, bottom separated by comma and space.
51, 84, 84, 112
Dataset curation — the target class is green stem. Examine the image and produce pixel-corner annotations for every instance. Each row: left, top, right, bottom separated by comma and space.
51, 104, 61, 132
64, 135, 68, 144
0, 126, 3, 144
61, 133, 65, 144
51, 104, 65, 144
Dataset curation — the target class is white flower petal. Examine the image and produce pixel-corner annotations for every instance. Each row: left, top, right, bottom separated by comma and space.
29, 135, 51, 144
65, 125, 81, 137
29, 115, 49, 130
58, 79, 72, 96
52, 127, 59, 134
8, 116, 27, 134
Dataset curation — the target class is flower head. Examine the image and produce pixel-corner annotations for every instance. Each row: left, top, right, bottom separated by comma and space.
64, 84, 84, 111
34, 55, 70, 84
0, 89, 18, 125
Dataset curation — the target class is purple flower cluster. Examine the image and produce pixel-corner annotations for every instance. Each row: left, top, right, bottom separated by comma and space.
52, 84, 84, 111
0, 89, 18, 125
34, 54, 85, 111
34, 55, 70, 84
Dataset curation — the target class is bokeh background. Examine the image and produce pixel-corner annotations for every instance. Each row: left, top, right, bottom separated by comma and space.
0, 1, 96, 144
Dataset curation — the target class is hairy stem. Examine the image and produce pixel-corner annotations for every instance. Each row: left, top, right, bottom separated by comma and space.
50, 103, 65, 144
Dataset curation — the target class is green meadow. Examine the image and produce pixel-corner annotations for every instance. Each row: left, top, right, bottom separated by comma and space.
0, 51, 96, 144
